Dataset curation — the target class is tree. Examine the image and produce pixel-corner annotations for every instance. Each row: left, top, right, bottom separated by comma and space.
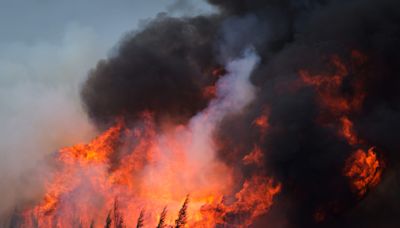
113, 199, 124, 228
156, 207, 167, 228
105, 210, 112, 228
175, 195, 189, 228
136, 210, 145, 228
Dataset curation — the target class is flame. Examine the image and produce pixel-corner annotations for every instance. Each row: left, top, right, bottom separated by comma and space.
22, 53, 281, 228
253, 113, 269, 136
298, 51, 384, 200
22, 115, 281, 227
340, 116, 359, 146
298, 55, 365, 116
199, 175, 281, 226
344, 148, 383, 197
243, 145, 263, 166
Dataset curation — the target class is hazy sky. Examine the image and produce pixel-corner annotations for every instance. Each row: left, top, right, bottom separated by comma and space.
0, 0, 212, 43
0, 0, 213, 220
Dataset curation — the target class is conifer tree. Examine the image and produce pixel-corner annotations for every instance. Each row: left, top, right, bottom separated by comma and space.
136, 210, 145, 228
175, 195, 189, 228
156, 207, 167, 228
105, 211, 112, 228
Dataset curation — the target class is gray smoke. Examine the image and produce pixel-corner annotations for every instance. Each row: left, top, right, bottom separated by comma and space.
81, 0, 400, 227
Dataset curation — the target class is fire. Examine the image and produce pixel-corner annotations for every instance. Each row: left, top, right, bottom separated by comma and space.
231, 176, 281, 225
340, 116, 358, 146
253, 114, 269, 130
199, 176, 281, 226
22, 116, 227, 227
22, 116, 281, 227
344, 148, 383, 197
298, 55, 365, 116
243, 145, 263, 166
22, 50, 385, 226
253, 113, 269, 137
22, 53, 281, 227
298, 51, 384, 200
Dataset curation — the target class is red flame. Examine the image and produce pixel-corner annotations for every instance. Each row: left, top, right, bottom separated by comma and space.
344, 148, 383, 197
298, 51, 384, 205
243, 145, 263, 166
23, 112, 280, 227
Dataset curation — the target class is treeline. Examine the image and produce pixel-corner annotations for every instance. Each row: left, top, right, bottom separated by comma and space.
104, 195, 189, 228
14, 195, 191, 228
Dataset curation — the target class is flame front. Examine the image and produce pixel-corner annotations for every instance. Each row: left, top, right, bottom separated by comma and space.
22, 52, 281, 227
23, 114, 280, 227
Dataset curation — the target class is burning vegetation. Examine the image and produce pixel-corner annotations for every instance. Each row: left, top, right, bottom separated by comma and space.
19, 52, 285, 227
7, 0, 400, 227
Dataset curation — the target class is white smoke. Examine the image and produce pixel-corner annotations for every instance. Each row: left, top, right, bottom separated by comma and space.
187, 48, 260, 163
0, 24, 100, 222
127, 49, 261, 226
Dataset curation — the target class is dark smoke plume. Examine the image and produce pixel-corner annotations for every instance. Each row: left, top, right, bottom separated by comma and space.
81, 0, 400, 227
81, 14, 222, 126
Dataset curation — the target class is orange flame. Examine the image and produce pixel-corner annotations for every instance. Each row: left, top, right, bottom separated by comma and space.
243, 145, 263, 166
298, 51, 384, 200
340, 116, 359, 146
199, 175, 281, 226
344, 147, 383, 197
23, 114, 280, 227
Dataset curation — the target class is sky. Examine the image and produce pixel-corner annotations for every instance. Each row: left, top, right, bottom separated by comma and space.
0, 0, 214, 220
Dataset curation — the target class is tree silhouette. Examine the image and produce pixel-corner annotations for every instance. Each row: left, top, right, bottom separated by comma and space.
136, 210, 145, 228
156, 207, 168, 228
175, 195, 189, 228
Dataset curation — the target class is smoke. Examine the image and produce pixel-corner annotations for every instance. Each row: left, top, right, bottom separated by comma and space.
186, 48, 259, 163
0, 24, 101, 224
166, 0, 216, 17
81, 14, 223, 127
4, 0, 398, 226
17, 49, 260, 227
80, 0, 400, 227
213, 0, 400, 227
138, 50, 260, 227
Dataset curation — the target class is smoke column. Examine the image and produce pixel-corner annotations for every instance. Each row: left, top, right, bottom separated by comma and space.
6, 0, 400, 227
81, 0, 400, 227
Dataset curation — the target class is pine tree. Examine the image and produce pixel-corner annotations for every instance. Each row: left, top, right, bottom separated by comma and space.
156, 207, 167, 228
113, 199, 124, 228
175, 195, 189, 228
136, 210, 145, 228
105, 210, 112, 228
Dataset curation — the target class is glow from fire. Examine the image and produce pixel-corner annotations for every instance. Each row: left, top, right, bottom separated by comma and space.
344, 147, 383, 197
299, 51, 384, 220
22, 51, 282, 227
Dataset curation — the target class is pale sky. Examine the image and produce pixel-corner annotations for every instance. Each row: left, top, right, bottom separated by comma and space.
0, 0, 213, 44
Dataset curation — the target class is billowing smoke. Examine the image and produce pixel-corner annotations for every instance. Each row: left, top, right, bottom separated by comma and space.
81, 15, 222, 126
210, 0, 400, 227
10, 0, 400, 227
80, 0, 400, 227
0, 24, 99, 225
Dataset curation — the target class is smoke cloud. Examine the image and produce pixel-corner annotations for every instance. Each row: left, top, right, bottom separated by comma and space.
4, 0, 400, 227
80, 0, 400, 227
0, 24, 105, 225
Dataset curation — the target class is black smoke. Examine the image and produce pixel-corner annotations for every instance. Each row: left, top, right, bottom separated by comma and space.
81, 0, 400, 227
81, 14, 222, 126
